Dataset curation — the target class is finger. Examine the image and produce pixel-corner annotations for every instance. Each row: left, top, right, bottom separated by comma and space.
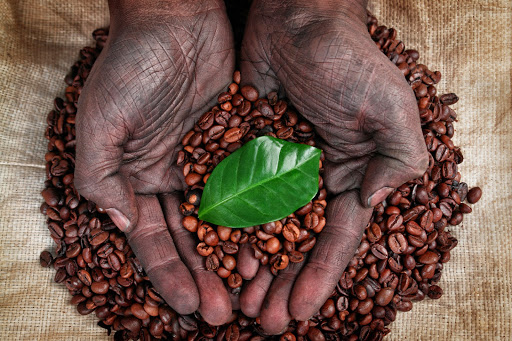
361, 69, 429, 207
229, 291, 241, 311
259, 261, 305, 335
237, 243, 260, 280
239, 265, 274, 318
160, 193, 232, 326
75, 89, 137, 233
289, 191, 372, 321
126, 195, 199, 314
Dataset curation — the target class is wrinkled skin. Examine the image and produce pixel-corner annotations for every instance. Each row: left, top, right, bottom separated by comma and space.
74, 0, 235, 325
74, 0, 429, 334
237, 0, 429, 334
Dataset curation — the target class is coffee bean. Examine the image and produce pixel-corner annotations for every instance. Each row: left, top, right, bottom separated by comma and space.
297, 236, 316, 252
240, 86, 258, 102
467, 186, 482, 204
40, 251, 54, 267
288, 250, 304, 263
224, 127, 243, 143
227, 273, 242, 288
222, 241, 239, 255
370, 244, 388, 260
388, 233, 408, 254
418, 251, 440, 264
197, 242, 214, 257
225, 323, 240, 341
198, 111, 214, 130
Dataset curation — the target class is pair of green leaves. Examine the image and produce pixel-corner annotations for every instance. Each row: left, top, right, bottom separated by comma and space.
198, 136, 321, 228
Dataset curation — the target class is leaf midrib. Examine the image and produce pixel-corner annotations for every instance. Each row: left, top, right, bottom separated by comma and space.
200, 151, 319, 218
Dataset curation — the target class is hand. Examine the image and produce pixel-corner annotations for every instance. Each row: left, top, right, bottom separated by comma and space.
237, 0, 429, 333
74, 0, 235, 325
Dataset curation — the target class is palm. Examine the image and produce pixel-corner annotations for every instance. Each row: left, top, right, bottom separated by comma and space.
77, 10, 234, 195
242, 7, 423, 196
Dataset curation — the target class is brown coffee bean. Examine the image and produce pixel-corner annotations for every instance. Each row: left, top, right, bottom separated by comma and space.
297, 236, 316, 252
418, 251, 440, 264
388, 233, 408, 254
198, 111, 214, 130
266, 237, 281, 254
196, 242, 214, 257
226, 323, 240, 341
185, 172, 202, 186
224, 127, 243, 143
386, 214, 403, 231
375, 287, 395, 306
222, 255, 236, 271
208, 125, 225, 140
131, 302, 150, 320
282, 223, 300, 242
76, 269, 92, 286
40, 251, 53, 268
288, 250, 304, 263
240, 85, 258, 102
204, 230, 219, 246
107, 252, 121, 271
90, 280, 109, 294
367, 223, 382, 243
182, 216, 198, 233
257, 101, 274, 118
66, 242, 81, 258
370, 244, 388, 260
467, 186, 482, 204
41, 187, 60, 207
227, 273, 242, 289
222, 241, 239, 254
428, 285, 443, 299
89, 228, 109, 246
274, 254, 289, 270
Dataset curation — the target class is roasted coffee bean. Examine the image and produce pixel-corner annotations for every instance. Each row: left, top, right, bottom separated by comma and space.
198, 111, 214, 130
467, 186, 482, 204
388, 233, 408, 254
370, 244, 388, 260
227, 273, 243, 288
282, 223, 300, 242
428, 285, 443, 299
40, 251, 54, 267
224, 127, 243, 143
240, 85, 258, 102
222, 241, 239, 254
225, 323, 240, 341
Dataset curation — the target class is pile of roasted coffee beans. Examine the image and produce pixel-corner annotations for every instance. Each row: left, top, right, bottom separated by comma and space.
40, 14, 482, 341
178, 75, 327, 285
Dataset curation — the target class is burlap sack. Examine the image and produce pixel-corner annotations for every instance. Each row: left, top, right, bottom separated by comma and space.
0, 0, 510, 339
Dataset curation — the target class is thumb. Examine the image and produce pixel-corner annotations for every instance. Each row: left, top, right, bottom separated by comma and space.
361, 90, 429, 207
74, 93, 138, 233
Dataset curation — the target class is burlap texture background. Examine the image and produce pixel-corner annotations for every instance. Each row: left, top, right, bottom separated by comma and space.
0, 0, 510, 339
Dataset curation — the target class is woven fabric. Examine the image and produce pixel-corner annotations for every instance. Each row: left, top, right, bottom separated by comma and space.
0, 0, 510, 340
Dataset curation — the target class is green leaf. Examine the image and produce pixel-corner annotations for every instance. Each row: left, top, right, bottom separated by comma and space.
198, 136, 321, 228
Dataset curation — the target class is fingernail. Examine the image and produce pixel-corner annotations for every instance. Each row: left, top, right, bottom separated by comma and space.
106, 208, 130, 232
368, 187, 394, 207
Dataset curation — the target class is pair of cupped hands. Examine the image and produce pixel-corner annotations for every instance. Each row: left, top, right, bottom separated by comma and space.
74, 0, 429, 334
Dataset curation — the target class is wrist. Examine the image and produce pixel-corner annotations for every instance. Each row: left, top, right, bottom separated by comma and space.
108, 0, 224, 25
251, 0, 367, 31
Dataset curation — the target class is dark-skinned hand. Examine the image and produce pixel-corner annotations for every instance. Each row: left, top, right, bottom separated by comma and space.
237, 0, 429, 334
74, 0, 235, 325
